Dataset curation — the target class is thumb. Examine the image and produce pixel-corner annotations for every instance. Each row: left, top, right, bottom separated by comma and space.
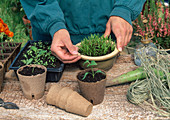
104, 22, 111, 38
64, 39, 78, 55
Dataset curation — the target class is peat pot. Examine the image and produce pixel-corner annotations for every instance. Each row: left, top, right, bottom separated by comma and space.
46, 84, 93, 117
77, 68, 107, 105
17, 64, 47, 100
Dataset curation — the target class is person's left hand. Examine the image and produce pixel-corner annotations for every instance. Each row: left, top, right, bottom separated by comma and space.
104, 16, 133, 51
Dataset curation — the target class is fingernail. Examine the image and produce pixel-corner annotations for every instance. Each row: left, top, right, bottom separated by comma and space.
118, 47, 122, 51
72, 51, 78, 55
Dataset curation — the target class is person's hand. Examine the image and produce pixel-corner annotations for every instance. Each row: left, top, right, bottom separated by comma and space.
104, 16, 133, 51
51, 29, 81, 63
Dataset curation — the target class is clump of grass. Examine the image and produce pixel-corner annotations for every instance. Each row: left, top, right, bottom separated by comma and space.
78, 34, 115, 56
127, 46, 170, 117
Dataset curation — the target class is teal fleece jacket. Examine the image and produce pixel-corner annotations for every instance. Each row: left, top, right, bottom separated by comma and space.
20, 0, 145, 44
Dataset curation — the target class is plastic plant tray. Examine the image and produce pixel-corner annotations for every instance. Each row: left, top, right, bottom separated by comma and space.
9, 40, 64, 82
0, 42, 22, 72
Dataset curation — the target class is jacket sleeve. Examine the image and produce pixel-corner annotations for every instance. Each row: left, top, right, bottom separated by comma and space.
20, 0, 66, 38
110, 0, 146, 25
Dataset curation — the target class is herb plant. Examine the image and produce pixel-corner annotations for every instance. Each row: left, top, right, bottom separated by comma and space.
82, 60, 105, 80
78, 34, 115, 56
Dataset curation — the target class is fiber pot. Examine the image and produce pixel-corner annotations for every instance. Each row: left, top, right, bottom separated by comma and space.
0, 62, 4, 92
17, 64, 47, 100
76, 42, 119, 71
46, 84, 93, 117
77, 68, 107, 105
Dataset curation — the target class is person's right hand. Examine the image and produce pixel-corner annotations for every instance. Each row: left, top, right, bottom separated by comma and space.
51, 29, 81, 63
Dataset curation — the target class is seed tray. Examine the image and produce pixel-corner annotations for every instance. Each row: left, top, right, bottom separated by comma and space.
9, 40, 64, 82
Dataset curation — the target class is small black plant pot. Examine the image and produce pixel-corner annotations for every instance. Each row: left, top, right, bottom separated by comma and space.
77, 68, 107, 105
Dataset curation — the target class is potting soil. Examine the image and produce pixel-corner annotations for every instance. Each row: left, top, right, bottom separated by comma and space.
0, 55, 168, 119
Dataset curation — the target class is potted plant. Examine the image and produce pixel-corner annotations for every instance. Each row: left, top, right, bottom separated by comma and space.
76, 34, 119, 71
77, 60, 107, 105
133, 0, 170, 53
17, 64, 47, 100
0, 62, 4, 93
9, 40, 64, 82
0, 18, 22, 72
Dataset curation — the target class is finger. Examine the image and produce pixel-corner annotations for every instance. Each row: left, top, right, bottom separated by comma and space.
116, 35, 123, 51
128, 27, 133, 43
62, 56, 81, 64
125, 27, 133, 47
104, 21, 111, 38
51, 48, 78, 61
64, 38, 78, 55
113, 28, 124, 51
124, 29, 129, 47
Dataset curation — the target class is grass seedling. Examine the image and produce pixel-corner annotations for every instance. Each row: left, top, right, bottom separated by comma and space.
78, 34, 115, 56
82, 60, 105, 80
0, 49, 3, 54
32, 67, 35, 73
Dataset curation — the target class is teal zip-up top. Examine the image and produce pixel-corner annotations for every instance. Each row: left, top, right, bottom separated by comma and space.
20, 0, 145, 44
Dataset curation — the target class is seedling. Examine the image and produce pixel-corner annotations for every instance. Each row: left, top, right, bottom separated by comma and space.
82, 60, 105, 80
0, 49, 3, 54
20, 41, 58, 68
78, 34, 115, 56
21, 58, 33, 65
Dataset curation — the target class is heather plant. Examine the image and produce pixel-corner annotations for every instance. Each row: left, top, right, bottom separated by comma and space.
78, 34, 115, 56
133, 0, 170, 49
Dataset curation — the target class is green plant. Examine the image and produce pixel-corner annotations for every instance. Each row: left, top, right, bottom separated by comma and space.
0, 0, 29, 47
82, 60, 105, 80
21, 58, 33, 65
21, 54, 33, 65
78, 34, 115, 56
21, 42, 58, 67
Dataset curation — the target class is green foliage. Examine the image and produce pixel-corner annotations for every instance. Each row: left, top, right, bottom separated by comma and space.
82, 60, 105, 80
0, 0, 29, 47
78, 34, 115, 56
21, 58, 33, 65
21, 41, 57, 67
